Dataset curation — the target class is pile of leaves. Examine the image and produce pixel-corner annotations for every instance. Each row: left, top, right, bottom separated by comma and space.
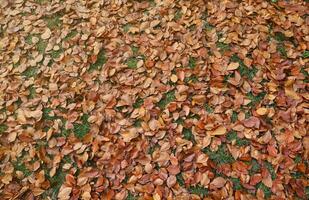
0, 0, 308, 199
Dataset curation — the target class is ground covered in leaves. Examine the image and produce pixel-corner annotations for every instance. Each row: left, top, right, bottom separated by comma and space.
0, 0, 308, 199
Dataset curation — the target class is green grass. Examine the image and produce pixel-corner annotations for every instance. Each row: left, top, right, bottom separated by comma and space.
131, 46, 139, 55
231, 111, 238, 123
34, 0, 51, 4
0, 124, 8, 134
126, 192, 138, 200
256, 182, 271, 199
264, 161, 276, 180
133, 119, 142, 127
28, 85, 36, 99
183, 128, 196, 144
176, 173, 185, 187
291, 171, 304, 179
64, 30, 78, 41
73, 114, 90, 139
202, 21, 214, 30
89, 50, 107, 71
133, 97, 144, 108
277, 43, 287, 57
202, 145, 234, 165
204, 104, 214, 113
42, 108, 56, 121
174, 9, 183, 20
22, 67, 38, 78
230, 54, 258, 79
123, 24, 132, 33
36, 39, 47, 54
303, 50, 309, 58
13, 162, 31, 177
249, 159, 261, 175
25, 35, 33, 45
44, 14, 62, 29
126, 57, 138, 69
45, 168, 66, 199
230, 177, 243, 190
184, 75, 198, 84
188, 185, 208, 197
188, 56, 196, 69
157, 90, 176, 109
217, 42, 230, 53
51, 48, 64, 59
300, 67, 309, 83
294, 154, 302, 164
246, 91, 266, 108
226, 130, 250, 147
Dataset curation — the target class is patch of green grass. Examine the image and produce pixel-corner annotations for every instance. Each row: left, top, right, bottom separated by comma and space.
131, 46, 139, 55
25, 35, 33, 45
231, 111, 238, 123
133, 119, 142, 127
175, 118, 184, 125
217, 42, 230, 53
188, 56, 196, 69
274, 32, 286, 42
22, 67, 38, 78
303, 50, 309, 58
73, 114, 90, 139
0, 124, 8, 134
184, 75, 198, 84
204, 104, 214, 113
147, 145, 157, 155
133, 97, 144, 109
126, 57, 138, 69
246, 91, 266, 108
13, 162, 31, 177
42, 108, 56, 121
202, 21, 214, 30
230, 177, 243, 190
256, 182, 271, 199
126, 192, 138, 200
291, 171, 303, 179
277, 43, 287, 58
188, 185, 208, 197
45, 168, 66, 199
176, 173, 185, 187
36, 39, 47, 54
264, 161, 276, 180
230, 54, 258, 79
34, 0, 51, 4
224, 73, 234, 83
123, 24, 132, 33
300, 67, 309, 83
51, 48, 64, 59
183, 128, 196, 144
202, 144, 234, 165
249, 159, 261, 175
294, 154, 302, 164
157, 90, 176, 109
64, 30, 78, 40
174, 10, 182, 20
44, 14, 62, 29
89, 49, 107, 71
28, 85, 36, 99
226, 130, 250, 147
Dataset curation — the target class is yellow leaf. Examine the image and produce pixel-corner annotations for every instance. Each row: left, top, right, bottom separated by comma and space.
208, 126, 227, 136
256, 107, 268, 115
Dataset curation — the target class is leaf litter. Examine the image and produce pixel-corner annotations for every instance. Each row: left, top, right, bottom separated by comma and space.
0, 0, 308, 200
